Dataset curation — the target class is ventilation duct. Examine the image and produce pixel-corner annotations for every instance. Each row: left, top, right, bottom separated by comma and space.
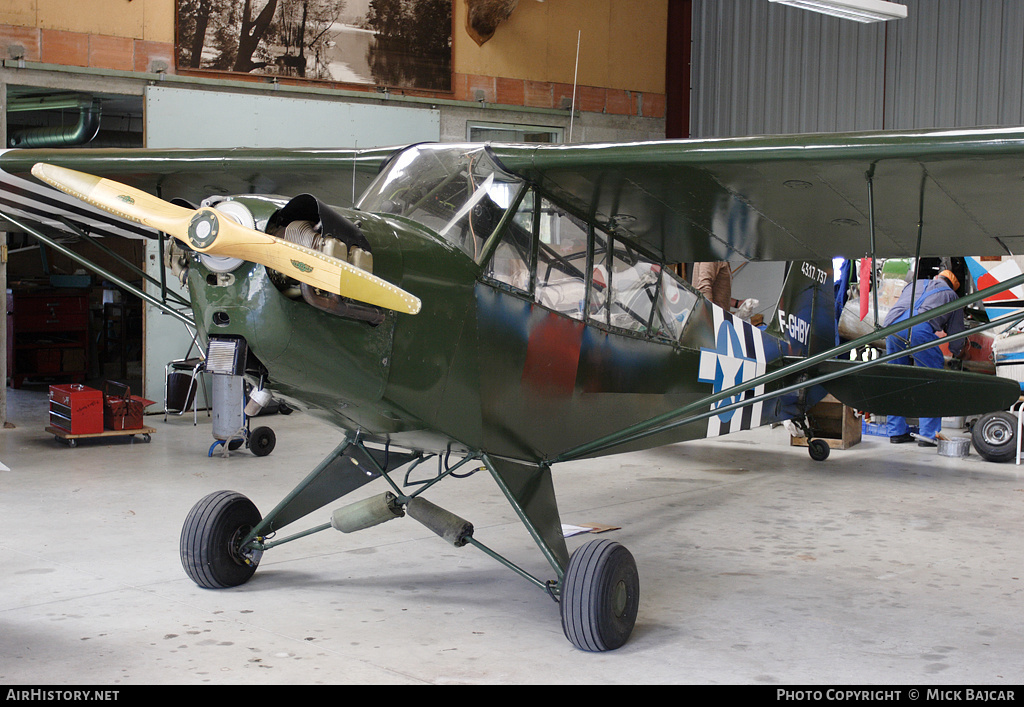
8, 99, 102, 148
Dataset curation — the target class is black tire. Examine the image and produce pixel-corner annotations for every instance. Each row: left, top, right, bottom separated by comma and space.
971, 411, 1017, 463
560, 539, 640, 652
180, 491, 262, 589
249, 426, 276, 457
808, 438, 831, 462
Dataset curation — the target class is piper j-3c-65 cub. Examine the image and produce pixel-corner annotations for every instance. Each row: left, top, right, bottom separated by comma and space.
3, 127, 1023, 651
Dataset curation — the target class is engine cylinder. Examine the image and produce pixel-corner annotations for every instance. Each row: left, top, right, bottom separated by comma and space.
283, 220, 320, 250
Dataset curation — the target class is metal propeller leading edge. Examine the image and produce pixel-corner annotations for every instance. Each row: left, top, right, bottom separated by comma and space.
30, 163, 422, 315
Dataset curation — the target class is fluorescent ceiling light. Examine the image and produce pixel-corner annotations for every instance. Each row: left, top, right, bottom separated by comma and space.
769, 0, 908, 23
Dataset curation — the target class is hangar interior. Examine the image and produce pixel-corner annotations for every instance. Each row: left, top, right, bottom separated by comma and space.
1, 0, 1023, 685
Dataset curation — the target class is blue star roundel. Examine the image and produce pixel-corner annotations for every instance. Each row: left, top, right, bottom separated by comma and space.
697, 309, 766, 436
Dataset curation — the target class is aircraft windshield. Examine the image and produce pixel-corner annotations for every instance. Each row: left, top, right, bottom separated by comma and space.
358, 144, 525, 260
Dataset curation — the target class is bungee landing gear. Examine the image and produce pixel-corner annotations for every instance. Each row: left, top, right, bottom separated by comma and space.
179, 434, 641, 651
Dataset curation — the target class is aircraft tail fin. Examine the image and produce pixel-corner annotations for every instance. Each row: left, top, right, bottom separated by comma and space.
966, 256, 1024, 320
767, 261, 837, 357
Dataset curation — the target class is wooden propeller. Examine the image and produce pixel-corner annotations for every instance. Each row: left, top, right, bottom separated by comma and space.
31, 163, 421, 315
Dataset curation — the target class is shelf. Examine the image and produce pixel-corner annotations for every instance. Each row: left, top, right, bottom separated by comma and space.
8, 289, 89, 388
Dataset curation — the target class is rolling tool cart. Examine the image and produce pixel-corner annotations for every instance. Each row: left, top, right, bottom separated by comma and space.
46, 382, 156, 447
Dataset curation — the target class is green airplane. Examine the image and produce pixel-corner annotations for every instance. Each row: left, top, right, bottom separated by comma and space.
2, 127, 1022, 651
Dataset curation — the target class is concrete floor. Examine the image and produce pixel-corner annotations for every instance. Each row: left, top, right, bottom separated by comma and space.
1, 385, 1022, 685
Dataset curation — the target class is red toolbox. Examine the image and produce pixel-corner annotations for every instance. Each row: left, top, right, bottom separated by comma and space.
103, 381, 155, 431
48, 384, 104, 435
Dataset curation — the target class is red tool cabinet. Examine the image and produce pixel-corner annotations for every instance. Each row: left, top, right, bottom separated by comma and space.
10, 290, 89, 389
48, 384, 104, 435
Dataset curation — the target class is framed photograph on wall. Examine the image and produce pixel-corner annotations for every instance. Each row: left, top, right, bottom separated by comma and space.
175, 0, 452, 91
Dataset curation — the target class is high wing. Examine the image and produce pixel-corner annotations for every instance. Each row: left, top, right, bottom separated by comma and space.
6, 126, 1024, 261
0, 145, 400, 240
490, 126, 1024, 262
5, 127, 1024, 263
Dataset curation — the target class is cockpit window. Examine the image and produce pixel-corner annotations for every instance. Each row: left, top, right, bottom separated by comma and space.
535, 200, 589, 320
358, 144, 525, 261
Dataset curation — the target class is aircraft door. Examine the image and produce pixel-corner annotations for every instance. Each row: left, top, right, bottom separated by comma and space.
485, 192, 590, 321
484, 191, 700, 342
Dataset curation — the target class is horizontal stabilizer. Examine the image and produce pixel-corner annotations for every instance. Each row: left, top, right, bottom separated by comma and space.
816, 359, 1020, 417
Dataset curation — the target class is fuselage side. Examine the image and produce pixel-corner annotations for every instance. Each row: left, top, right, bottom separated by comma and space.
187, 144, 809, 463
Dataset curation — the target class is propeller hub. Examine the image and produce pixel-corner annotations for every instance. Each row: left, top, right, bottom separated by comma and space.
188, 210, 220, 250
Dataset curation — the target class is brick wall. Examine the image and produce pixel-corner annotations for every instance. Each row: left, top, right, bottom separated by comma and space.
453, 73, 665, 118
1, 21, 664, 122
0, 24, 173, 74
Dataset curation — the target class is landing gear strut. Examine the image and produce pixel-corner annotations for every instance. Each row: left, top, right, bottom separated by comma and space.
792, 416, 831, 462
178, 435, 641, 651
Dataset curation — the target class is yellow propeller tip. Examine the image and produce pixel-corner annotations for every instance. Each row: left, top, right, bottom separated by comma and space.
32, 162, 95, 190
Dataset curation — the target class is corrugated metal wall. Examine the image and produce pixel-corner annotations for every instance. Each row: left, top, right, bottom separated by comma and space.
691, 0, 1024, 137
885, 0, 1024, 129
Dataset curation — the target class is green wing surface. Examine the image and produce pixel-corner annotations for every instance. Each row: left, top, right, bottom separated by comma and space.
6, 126, 1024, 261
0, 145, 400, 242
490, 126, 1024, 263
0, 145, 399, 218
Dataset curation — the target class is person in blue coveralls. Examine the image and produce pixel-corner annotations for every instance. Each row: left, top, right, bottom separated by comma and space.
883, 269, 966, 447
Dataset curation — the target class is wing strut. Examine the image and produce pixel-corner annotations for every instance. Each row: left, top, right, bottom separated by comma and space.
555, 270, 1024, 463
900, 169, 930, 339
0, 209, 195, 328
53, 214, 191, 309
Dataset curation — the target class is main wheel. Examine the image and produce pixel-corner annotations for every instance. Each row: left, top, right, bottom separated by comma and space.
560, 539, 639, 651
180, 491, 263, 588
249, 426, 276, 457
971, 411, 1017, 463
808, 438, 831, 462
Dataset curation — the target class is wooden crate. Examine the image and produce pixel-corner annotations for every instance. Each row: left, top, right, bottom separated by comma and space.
790, 395, 862, 450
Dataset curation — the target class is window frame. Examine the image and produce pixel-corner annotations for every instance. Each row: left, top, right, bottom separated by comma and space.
480, 187, 700, 343
467, 121, 564, 144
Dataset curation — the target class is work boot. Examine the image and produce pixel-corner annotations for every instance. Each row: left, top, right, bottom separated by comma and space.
889, 433, 915, 444
917, 439, 937, 447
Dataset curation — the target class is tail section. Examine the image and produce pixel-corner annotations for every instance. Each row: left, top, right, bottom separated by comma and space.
966, 256, 1024, 321
767, 260, 837, 357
